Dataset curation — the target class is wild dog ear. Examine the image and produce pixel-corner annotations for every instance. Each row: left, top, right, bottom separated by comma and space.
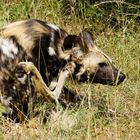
63, 35, 84, 63
63, 35, 81, 51
79, 31, 97, 52
80, 31, 112, 63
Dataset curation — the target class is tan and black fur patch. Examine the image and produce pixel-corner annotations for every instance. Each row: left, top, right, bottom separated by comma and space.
0, 19, 69, 121
0, 19, 126, 122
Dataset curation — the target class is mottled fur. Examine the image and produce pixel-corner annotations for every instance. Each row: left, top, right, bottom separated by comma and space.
0, 19, 125, 122
0, 19, 67, 95
0, 19, 69, 121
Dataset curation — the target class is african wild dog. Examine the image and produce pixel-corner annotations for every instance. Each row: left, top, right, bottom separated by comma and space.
0, 19, 81, 121
0, 19, 125, 122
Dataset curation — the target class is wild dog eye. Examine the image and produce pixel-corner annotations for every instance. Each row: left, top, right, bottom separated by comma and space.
15, 68, 26, 78
99, 62, 108, 68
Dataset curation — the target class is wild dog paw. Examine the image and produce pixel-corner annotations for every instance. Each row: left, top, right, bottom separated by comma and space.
64, 61, 76, 74
49, 78, 58, 90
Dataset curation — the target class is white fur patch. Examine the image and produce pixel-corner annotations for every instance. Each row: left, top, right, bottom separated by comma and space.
47, 23, 59, 31
48, 47, 56, 56
16, 74, 27, 84
53, 70, 70, 99
48, 32, 56, 54
0, 96, 12, 106
0, 38, 18, 59
49, 78, 57, 90
0, 95, 13, 114
47, 24, 61, 54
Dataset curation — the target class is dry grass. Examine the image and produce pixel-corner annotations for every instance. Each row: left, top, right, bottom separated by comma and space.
0, 0, 140, 139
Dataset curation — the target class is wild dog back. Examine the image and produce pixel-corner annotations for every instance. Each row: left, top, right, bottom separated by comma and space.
0, 19, 67, 93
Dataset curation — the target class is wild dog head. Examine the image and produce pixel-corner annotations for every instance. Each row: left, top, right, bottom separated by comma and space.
63, 31, 125, 85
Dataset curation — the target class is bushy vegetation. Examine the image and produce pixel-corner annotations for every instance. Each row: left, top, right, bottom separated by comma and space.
0, 0, 140, 139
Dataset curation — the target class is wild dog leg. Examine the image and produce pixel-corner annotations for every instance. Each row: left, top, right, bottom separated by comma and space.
15, 61, 76, 102
47, 61, 76, 99
52, 61, 76, 100
15, 62, 56, 101
49, 77, 58, 90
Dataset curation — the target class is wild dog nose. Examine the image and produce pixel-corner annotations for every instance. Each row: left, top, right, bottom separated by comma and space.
117, 72, 126, 84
